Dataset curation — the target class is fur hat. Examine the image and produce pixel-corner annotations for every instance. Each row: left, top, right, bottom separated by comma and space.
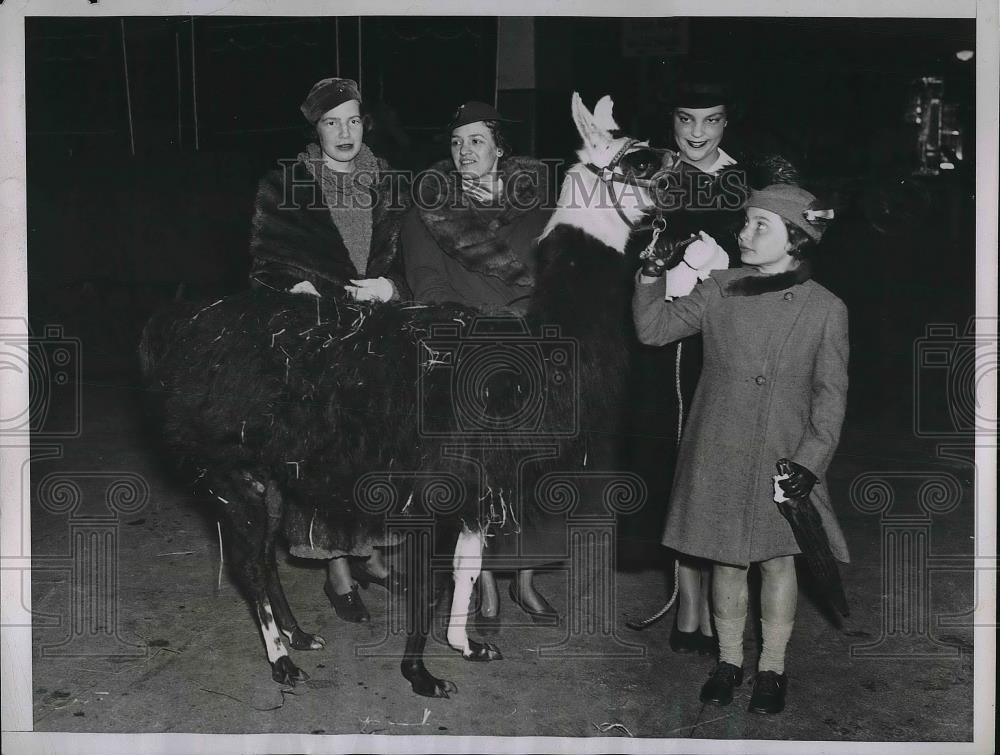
747, 184, 834, 241
300, 78, 362, 124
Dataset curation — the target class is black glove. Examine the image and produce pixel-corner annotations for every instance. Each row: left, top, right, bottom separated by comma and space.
777, 459, 818, 499
639, 234, 698, 278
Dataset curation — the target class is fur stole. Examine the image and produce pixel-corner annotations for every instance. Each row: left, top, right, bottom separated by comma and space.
249, 151, 409, 293
415, 156, 550, 286
725, 261, 812, 296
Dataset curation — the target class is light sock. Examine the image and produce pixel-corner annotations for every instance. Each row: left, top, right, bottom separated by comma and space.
713, 613, 747, 667
758, 618, 795, 674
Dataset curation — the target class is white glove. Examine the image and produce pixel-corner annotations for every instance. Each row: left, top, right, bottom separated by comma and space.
289, 280, 321, 297
346, 277, 395, 303
664, 231, 728, 300
773, 473, 791, 503
684, 232, 729, 280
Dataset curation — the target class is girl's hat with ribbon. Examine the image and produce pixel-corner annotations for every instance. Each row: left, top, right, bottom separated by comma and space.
747, 184, 835, 241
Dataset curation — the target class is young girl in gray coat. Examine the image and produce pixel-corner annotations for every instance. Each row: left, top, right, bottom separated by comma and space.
632, 184, 848, 715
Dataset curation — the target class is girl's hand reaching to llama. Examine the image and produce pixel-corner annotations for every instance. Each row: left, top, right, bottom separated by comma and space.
663, 231, 729, 299
682, 232, 729, 278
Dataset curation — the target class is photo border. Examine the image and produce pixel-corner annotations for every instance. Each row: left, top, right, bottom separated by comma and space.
1, 1, 994, 753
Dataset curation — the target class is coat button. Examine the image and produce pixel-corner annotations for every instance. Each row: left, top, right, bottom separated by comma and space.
784, 291, 794, 300
755, 375, 767, 385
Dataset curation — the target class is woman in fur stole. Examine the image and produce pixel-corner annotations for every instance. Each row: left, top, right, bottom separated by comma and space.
634, 184, 848, 715
401, 101, 559, 628
247, 77, 410, 623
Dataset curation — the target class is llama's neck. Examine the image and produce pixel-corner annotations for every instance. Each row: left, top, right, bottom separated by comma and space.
539, 163, 643, 253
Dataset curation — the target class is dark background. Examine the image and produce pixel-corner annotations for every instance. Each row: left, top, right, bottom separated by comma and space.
25, 16, 976, 427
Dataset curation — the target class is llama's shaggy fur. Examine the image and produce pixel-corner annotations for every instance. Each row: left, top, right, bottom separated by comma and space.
142, 292, 565, 551
140, 92, 654, 697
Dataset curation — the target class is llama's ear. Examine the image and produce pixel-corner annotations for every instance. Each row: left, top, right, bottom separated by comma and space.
592, 95, 620, 131
571, 92, 609, 150
570, 92, 594, 141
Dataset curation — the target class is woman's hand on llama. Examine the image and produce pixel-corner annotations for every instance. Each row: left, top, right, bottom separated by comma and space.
289, 280, 321, 297
347, 277, 396, 303
640, 234, 696, 278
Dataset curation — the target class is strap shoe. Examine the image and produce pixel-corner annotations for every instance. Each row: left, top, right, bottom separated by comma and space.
324, 581, 371, 623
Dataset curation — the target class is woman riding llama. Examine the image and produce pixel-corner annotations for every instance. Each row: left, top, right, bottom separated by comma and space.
248, 77, 410, 623
402, 100, 560, 628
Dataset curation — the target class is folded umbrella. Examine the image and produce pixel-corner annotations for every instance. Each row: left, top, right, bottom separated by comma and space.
774, 458, 850, 617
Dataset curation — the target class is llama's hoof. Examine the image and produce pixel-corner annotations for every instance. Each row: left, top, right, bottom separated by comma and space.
415, 675, 458, 699
464, 639, 503, 662
287, 627, 326, 650
271, 656, 309, 686
402, 661, 458, 698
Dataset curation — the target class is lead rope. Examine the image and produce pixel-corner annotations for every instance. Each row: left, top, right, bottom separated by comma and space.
626, 340, 685, 631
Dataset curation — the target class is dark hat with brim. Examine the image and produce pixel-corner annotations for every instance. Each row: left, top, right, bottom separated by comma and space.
671, 81, 730, 110
448, 100, 518, 131
301, 77, 362, 124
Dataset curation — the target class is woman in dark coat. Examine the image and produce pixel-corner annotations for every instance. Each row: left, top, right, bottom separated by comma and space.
634, 184, 848, 715
628, 81, 749, 655
402, 101, 556, 627
403, 102, 549, 315
248, 77, 410, 623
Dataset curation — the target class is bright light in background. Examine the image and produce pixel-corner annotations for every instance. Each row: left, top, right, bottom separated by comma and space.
955, 50, 974, 62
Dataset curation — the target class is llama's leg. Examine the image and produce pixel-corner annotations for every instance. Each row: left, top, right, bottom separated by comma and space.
213, 473, 307, 685
447, 527, 501, 662
255, 594, 308, 685
399, 530, 458, 698
267, 564, 326, 651
257, 480, 326, 651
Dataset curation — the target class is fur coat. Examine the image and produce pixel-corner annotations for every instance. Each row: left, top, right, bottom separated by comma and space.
402, 156, 552, 313
248, 147, 410, 299
633, 266, 850, 566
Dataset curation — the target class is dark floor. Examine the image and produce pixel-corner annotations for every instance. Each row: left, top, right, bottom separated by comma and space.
26, 373, 977, 743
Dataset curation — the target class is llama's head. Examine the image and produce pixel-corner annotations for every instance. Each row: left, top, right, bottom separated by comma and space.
541, 93, 665, 253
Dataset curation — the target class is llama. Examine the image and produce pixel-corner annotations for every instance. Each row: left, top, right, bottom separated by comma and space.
140, 93, 663, 698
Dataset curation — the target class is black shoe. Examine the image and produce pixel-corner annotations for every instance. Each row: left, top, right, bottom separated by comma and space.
324, 582, 370, 623
356, 566, 406, 595
699, 662, 744, 705
474, 610, 501, 636
509, 582, 559, 625
670, 620, 714, 655
748, 671, 788, 714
